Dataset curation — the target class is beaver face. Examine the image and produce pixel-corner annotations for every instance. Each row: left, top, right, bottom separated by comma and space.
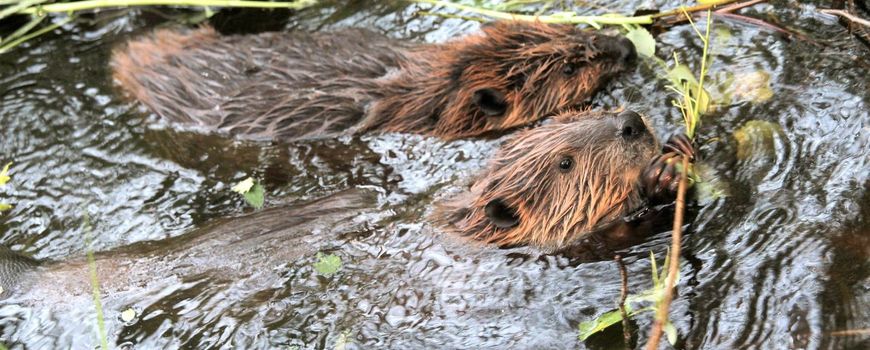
436, 21, 637, 139
445, 110, 658, 249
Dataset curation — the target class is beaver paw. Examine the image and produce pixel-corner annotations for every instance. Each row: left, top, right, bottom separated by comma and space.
642, 134, 697, 202
662, 133, 695, 161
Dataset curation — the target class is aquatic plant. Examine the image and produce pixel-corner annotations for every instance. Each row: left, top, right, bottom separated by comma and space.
0, 0, 318, 53
0, 162, 11, 213
232, 176, 265, 209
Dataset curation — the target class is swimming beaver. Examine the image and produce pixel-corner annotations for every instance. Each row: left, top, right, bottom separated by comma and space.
111, 21, 637, 141
0, 109, 693, 303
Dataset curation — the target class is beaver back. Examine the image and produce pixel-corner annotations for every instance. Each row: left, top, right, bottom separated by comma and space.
112, 27, 414, 141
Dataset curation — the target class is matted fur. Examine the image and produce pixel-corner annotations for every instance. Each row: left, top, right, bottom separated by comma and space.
111, 21, 635, 141
435, 110, 659, 250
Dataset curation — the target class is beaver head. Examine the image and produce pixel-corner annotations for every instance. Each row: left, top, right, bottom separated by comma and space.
437, 109, 658, 250
373, 21, 637, 139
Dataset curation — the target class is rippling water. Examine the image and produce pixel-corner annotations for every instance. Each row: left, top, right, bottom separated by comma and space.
0, 0, 867, 349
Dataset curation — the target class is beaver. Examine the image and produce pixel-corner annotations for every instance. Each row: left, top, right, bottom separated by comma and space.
436, 109, 694, 250
111, 21, 637, 141
0, 109, 694, 304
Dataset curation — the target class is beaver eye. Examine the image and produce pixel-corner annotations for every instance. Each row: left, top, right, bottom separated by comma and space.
561, 63, 577, 76
558, 156, 573, 172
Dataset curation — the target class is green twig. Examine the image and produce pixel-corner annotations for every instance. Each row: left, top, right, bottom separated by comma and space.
0, 15, 72, 54
83, 213, 109, 350
686, 9, 713, 138
415, 0, 653, 26
0, 0, 49, 21
18, 0, 316, 14
1, 15, 45, 44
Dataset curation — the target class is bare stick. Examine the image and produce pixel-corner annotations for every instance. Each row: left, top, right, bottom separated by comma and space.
820, 9, 870, 28
644, 156, 689, 350
615, 254, 631, 349
651, 0, 747, 19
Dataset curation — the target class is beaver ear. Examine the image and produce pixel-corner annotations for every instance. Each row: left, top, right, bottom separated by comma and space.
484, 198, 520, 228
472, 88, 508, 117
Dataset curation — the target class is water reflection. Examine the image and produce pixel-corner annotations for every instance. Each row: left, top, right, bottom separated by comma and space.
0, 1, 867, 349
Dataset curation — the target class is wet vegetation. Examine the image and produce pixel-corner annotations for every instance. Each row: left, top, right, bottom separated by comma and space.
0, 0, 869, 349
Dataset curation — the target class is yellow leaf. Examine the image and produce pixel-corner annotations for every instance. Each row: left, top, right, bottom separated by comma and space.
0, 162, 11, 186
730, 71, 774, 103
121, 308, 137, 322
0, 203, 11, 212
231, 177, 254, 194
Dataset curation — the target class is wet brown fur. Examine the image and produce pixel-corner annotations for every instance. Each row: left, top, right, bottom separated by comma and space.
435, 110, 659, 250
111, 21, 635, 141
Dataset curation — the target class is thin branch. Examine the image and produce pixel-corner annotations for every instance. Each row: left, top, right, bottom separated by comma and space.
650, 0, 745, 19
415, 0, 653, 26
18, 0, 317, 14
820, 9, 870, 28
714, 0, 767, 14
829, 328, 870, 336
644, 156, 689, 350
615, 254, 632, 349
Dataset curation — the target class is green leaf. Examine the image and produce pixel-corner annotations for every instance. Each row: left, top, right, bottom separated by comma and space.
667, 64, 697, 86
0, 162, 11, 186
313, 252, 342, 277
625, 27, 655, 57
578, 309, 625, 341
243, 183, 265, 209
664, 321, 678, 345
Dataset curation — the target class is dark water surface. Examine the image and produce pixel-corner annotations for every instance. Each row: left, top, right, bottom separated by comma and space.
0, 0, 868, 349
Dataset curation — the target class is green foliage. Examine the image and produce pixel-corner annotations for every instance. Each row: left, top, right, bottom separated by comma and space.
231, 177, 265, 209
83, 213, 109, 350
0, 0, 318, 54
578, 251, 679, 345
0, 162, 12, 212
668, 9, 714, 140
624, 26, 655, 58
415, 0, 653, 27
313, 252, 342, 277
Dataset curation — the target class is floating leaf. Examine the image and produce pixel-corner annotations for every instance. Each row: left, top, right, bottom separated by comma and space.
243, 183, 265, 209
730, 71, 774, 104
334, 329, 350, 350
733, 120, 783, 161
314, 252, 342, 277
0, 162, 11, 186
625, 27, 655, 57
231, 177, 254, 194
121, 308, 137, 322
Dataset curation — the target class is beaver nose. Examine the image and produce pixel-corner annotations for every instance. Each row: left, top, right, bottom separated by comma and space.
615, 36, 637, 65
598, 36, 638, 66
617, 110, 647, 140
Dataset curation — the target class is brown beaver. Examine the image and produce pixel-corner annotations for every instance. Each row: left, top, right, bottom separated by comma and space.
436, 109, 694, 250
0, 109, 694, 303
111, 21, 637, 141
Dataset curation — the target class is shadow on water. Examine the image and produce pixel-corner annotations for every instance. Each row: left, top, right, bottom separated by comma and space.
0, 0, 868, 349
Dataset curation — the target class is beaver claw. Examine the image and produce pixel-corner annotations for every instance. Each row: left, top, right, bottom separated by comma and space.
662, 133, 695, 161
642, 134, 697, 202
